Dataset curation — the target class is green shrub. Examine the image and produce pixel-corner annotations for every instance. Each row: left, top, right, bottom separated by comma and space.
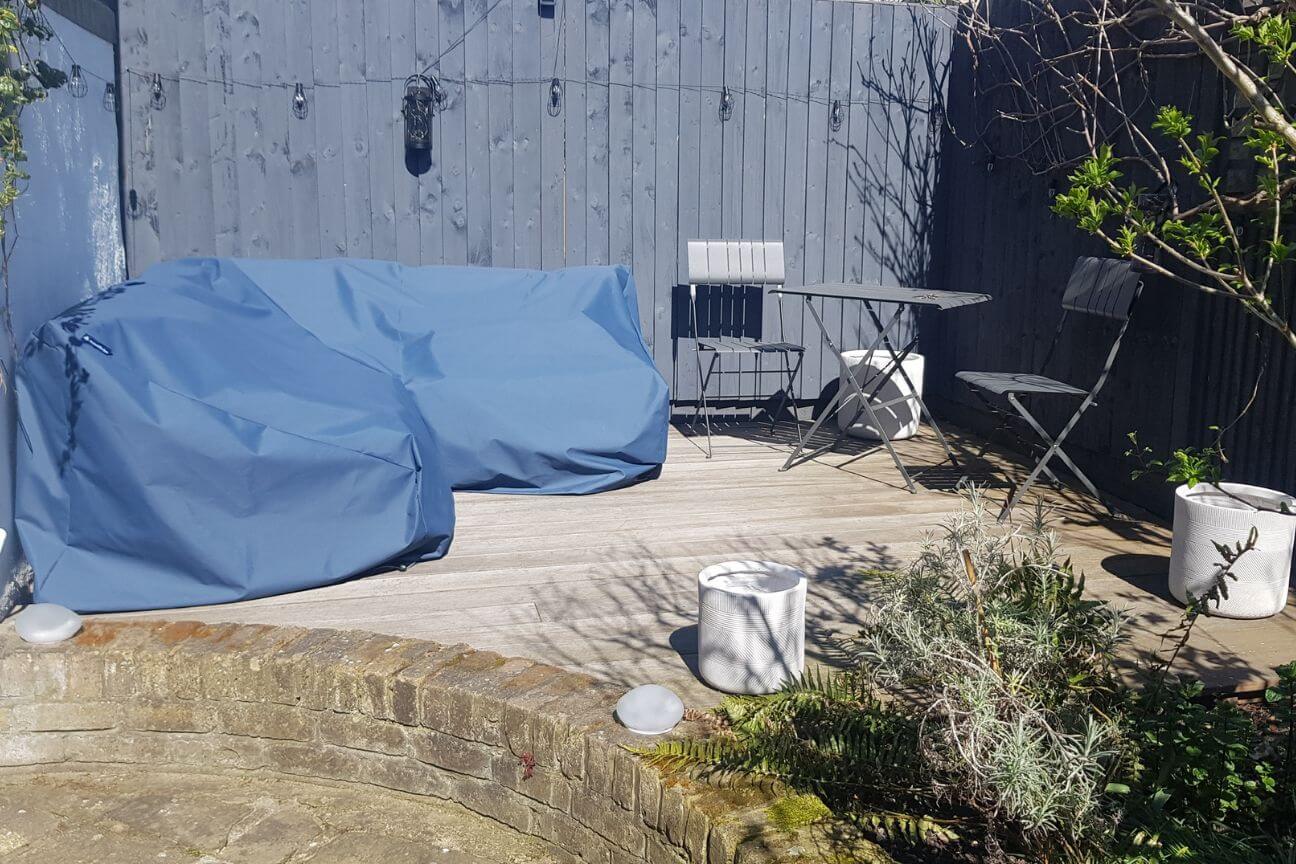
645, 492, 1296, 863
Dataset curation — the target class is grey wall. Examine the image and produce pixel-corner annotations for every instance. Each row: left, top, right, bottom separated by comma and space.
0, 7, 125, 616
927, 9, 1296, 518
117, 0, 954, 404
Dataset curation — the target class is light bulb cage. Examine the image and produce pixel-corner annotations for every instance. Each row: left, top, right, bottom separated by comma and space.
547, 77, 563, 117
150, 73, 166, 110
718, 86, 734, 122
829, 99, 844, 132
102, 82, 116, 112
402, 74, 436, 151
68, 64, 87, 98
292, 82, 308, 119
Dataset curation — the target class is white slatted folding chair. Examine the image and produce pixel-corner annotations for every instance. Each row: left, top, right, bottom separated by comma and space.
957, 256, 1144, 520
685, 240, 805, 458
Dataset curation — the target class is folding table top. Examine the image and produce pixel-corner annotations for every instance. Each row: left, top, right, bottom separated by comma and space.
775, 282, 992, 309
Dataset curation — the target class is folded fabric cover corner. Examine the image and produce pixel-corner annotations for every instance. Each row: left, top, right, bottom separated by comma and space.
15, 258, 667, 612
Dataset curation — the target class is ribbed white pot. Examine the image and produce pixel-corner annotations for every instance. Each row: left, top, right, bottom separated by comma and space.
697, 561, 806, 695
1168, 482, 1296, 619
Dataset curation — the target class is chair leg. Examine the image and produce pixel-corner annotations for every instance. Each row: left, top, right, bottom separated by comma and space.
999, 394, 1097, 521
690, 348, 719, 460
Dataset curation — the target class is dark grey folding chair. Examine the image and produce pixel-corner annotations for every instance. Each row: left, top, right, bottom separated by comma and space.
956, 256, 1143, 520
684, 240, 805, 458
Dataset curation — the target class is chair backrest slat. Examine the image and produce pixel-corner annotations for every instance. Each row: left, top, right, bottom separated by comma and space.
1062, 256, 1141, 320
687, 240, 785, 285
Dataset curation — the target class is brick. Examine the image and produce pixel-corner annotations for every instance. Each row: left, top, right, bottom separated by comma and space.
490, 751, 573, 810
572, 791, 648, 853
318, 710, 408, 755
408, 727, 493, 779
216, 701, 317, 742
123, 699, 214, 733
638, 767, 663, 830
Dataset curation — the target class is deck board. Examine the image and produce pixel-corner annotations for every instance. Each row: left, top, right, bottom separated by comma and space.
116, 422, 1295, 707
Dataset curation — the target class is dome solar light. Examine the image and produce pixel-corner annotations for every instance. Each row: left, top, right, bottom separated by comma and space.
615, 684, 684, 735
68, 63, 87, 98
14, 603, 83, 644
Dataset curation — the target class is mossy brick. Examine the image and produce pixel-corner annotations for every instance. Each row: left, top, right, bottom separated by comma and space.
659, 785, 689, 847
356, 752, 455, 799
264, 629, 377, 710
408, 727, 494, 779
684, 808, 711, 862
705, 806, 768, 864
638, 766, 663, 830
388, 642, 472, 725
215, 700, 317, 742
532, 808, 617, 864
426, 652, 537, 745
318, 710, 409, 756
646, 835, 689, 864
610, 748, 639, 811
490, 750, 573, 810
572, 792, 647, 853
556, 724, 588, 780
448, 773, 535, 834
122, 699, 215, 734
262, 739, 370, 784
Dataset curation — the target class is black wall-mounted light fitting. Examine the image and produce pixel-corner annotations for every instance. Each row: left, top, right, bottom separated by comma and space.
401, 74, 436, 151
547, 77, 563, 117
292, 82, 308, 119
150, 73, 166, 110
718, 86, 734, 122
830, 99, 843, 132
102, 82, 115, 112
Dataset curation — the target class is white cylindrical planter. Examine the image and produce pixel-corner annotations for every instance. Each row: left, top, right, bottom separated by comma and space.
1169, 482, 1296, 619
837, 351, 925, 441
697, 561, 807, 695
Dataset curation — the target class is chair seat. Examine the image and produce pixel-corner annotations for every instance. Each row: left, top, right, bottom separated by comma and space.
955, 370, 1086, 397
697, 337, 804, 355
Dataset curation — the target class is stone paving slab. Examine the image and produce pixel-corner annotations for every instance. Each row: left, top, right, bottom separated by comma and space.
0, 766, 570, 864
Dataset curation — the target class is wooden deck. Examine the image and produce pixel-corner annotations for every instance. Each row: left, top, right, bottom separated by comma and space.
115, 422, 1296, 707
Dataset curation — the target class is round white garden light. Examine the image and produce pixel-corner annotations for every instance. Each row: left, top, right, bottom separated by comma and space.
697, 561, 807, 695
14, 603, 83, 644
1169, 482, 1296, 619
615, 684, 684, 735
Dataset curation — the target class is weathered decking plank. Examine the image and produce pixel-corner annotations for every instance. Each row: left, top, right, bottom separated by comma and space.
116, 422, 1291, 708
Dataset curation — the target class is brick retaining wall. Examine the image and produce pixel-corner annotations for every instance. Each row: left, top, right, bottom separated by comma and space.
0, 621, 828, 863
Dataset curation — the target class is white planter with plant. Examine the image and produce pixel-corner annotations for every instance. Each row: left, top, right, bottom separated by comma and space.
1168, 482, 1296, 619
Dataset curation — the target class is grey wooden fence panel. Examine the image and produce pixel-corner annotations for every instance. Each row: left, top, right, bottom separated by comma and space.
120, 0, 951, 410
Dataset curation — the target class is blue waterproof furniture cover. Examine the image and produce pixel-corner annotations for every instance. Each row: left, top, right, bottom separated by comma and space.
16, 268, 455, 613
163, 257, 670, 494
16, 257, 667, 612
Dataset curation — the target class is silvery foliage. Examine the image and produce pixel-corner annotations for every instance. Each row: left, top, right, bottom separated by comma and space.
851, 489, 1126, 841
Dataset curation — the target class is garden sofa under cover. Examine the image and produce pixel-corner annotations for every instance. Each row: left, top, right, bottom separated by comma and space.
16, 258, 667, 613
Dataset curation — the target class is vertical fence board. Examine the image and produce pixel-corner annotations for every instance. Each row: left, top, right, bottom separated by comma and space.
631, 0, 656, 339
651, 0, 679, 374
389, 0, 418, 264
414, 0, 443, 265
563, 0, 588, 267
365, 0, 398, 261
585, 0, 611, 265
607, 0, 634, 267
337, 0, 371, 256
513, 0, 542, 268
540, 3, 565, 269
718, 0, 745, 237
286, 0, 321, 260
310, 0, 344, 257
438, 0, 468, 264
463, 0, 491, 264
486, 0, 513, 267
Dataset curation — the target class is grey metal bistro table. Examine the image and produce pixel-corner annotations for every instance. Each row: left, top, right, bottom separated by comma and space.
772, 283, 991, 492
